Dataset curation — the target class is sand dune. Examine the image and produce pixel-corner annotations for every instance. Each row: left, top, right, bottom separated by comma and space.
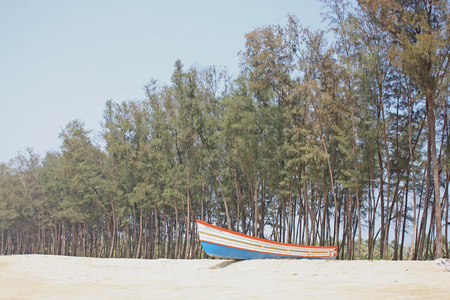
0, 255, 448, 299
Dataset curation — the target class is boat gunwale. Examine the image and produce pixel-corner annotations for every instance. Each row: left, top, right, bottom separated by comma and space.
196, 220, 337, 251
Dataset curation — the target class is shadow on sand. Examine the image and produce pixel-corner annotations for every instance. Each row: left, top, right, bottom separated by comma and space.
209, 259, 243, 269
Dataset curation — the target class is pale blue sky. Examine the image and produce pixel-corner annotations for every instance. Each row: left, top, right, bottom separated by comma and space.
0, 0, 324, 163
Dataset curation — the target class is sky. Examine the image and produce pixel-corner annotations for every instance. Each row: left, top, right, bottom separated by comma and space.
0, 0, 325, 163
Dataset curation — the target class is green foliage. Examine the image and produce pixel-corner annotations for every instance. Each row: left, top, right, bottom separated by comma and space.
1, 1, 449, 259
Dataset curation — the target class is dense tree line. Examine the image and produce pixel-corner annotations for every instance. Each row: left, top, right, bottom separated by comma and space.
1, 0, 449, 260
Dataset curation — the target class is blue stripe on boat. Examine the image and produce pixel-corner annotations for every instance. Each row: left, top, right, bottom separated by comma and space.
200, 241, 333, 260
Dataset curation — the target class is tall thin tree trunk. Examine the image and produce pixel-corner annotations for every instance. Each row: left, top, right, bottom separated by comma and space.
418, 144, 432, 260
408, 99, 418, 260
351, 97, 361, 259
135, 198, 143, 258
185, 164, 191, 259
427, 93, 443, 258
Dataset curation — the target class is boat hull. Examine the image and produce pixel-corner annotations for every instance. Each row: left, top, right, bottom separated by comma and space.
197, 220, 337, 260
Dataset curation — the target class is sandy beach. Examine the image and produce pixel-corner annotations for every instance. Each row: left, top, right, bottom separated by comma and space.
0, 255, 448, 299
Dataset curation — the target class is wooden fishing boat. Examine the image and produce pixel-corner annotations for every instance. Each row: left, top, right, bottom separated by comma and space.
196, 220, 338, 260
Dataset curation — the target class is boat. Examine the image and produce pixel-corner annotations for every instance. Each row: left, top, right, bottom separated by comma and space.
196, 220, 338, 260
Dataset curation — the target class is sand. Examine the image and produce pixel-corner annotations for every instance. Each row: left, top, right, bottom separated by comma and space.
0, 255, 448, 299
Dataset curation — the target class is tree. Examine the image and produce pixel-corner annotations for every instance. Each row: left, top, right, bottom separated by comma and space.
359, 0, 450, 259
